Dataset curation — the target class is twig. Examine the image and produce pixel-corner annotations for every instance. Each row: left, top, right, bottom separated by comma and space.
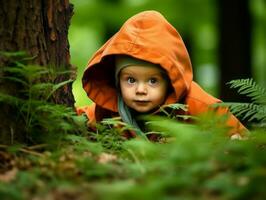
0, 144, 9, 149
26, 144, 48, 150
19, 148, 44, 157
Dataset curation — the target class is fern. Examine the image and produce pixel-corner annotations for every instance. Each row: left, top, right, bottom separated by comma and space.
221, 102, 266, 122
227, 78, 266, 104
224, 78, 266, 125
0, 59, 87, 145
159, 103, 192, 120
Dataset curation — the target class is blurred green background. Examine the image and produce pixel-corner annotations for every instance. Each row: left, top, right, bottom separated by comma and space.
69, 0, 265, 107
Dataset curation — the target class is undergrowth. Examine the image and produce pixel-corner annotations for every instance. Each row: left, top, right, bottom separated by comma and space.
220, 78, 266, 130
0, 60, 265, 200
0, 52, 87, 145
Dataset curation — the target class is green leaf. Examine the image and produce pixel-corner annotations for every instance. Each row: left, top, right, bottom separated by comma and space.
47, 79, 73, 99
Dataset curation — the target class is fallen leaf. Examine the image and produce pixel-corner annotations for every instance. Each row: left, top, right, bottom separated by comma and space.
97, 153, 117, 164
0, 168, 17, 183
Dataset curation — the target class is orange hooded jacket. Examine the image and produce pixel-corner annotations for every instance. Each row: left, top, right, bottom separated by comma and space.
77, 10, 247, 137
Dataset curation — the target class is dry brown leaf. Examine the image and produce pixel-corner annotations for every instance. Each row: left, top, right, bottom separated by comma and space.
97, 153, 117, 164
0, 168, 17, 183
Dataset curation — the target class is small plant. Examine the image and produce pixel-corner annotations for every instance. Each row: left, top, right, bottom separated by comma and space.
89, 118, 128, 153
159, 103, 190, 120
0, 53, 87, 145
220, 78, 266, 129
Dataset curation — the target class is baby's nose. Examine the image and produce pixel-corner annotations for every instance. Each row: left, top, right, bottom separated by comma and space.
136, 83, 147, 94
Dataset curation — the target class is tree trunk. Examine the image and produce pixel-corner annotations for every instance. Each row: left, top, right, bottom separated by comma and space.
218, 0, 252, 102
0, 0, 75, 144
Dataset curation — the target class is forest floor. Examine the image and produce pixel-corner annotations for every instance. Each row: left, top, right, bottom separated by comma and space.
1, 121, 266, 200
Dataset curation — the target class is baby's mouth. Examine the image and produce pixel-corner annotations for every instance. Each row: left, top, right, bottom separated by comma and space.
134, 100, 149, 102
134, 100, 150, 104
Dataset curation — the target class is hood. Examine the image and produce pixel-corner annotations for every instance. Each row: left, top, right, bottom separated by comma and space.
82, 10, 193, 112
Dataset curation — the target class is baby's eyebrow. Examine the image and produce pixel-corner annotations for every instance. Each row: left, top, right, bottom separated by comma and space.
120, 72, 134, 76
149, 73, 164, 77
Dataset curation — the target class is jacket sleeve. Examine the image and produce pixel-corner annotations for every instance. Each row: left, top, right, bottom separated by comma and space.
216, 106, 248, 137
186, 82, 248, 137
76, 103, 97, 127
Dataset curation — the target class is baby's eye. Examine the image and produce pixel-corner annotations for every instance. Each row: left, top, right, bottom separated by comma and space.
149, 78, 158, 85
127, 77, 135, 84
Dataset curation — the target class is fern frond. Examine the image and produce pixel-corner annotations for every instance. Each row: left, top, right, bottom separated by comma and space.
1, 76, 29, 86
46, 79, 73, 100
159, 103, 189, 119
0, 93, 21, 105
220, 102, 266, 122
160, 103, 188, 111
227, 78, 266, 104
30, 83, 54, 99
2, 64, 50, 83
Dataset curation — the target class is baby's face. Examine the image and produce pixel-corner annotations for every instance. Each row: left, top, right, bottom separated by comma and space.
119, 65, 168, 113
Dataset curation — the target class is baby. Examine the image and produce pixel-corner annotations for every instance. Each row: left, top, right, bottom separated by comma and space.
77, 10, 247, 138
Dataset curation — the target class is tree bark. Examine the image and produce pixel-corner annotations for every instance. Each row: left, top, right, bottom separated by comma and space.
218, 0, 252, 102
0, 0, 75, 144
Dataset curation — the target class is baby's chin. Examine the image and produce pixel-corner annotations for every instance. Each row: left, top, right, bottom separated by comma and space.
130, 106, 160, 115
